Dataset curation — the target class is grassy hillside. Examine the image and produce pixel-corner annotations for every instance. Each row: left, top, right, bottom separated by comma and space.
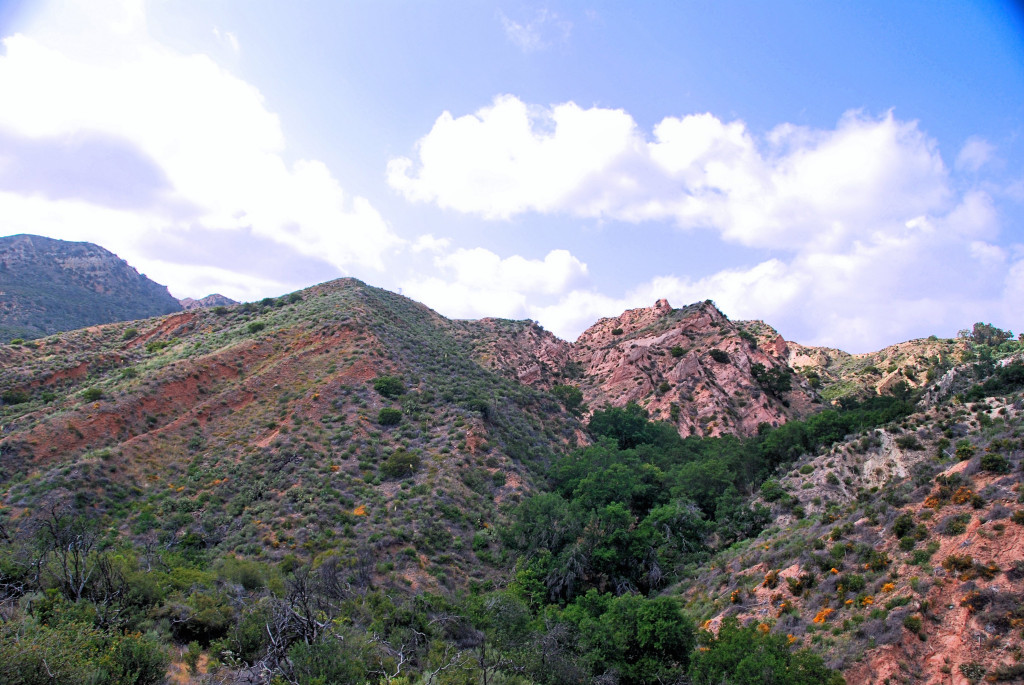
0, 281, 1021, 684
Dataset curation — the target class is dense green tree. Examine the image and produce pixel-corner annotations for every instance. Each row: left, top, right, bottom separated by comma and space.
689, 617, 845, 685
588, 402, 653, 449
551, 384, 585, 416
562, 591, 694, 685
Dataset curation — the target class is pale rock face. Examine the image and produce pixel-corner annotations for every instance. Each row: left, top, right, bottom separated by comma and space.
179, 294, 237, 310
473, 299, 819, 438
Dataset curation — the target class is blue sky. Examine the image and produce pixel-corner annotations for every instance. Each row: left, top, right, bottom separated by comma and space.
0, 0, 1022, 351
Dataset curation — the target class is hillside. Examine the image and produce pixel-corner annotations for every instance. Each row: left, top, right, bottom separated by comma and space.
0, 234, 184, 342
679, 358, 1024, 683
0, 276, 1021, 684
0, 279, 578, 586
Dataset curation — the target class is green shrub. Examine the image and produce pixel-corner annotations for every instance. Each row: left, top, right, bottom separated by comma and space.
895, 434, 923, 450
145, 339, 173, 353
690, 615, 843, 685
377, 408, 402, 426
551, 384, 585, 415
81, 387, 103, 402
1, 389, 30, 405
902, 614, 923, 635
892, 512, 915, 538
247, 321, 266, 334
381, 450, 420, 479
611, 327, 624, 336
942, 553, 974, 573
799, 464, 814, 474
751, 363, 792, 396
980, 452, 1011, 474
670, 346, 685, 357
373, 375, 405, 398
841, 574, 866, 593
955, 440, 976, 460
760, 479, 785, 502
288, 635, 369, 685
940, 513, 971, 536
709, 349, 730, 363
959, 662, 986, 682
0, 614, 168, 685
184, 641, 201, 675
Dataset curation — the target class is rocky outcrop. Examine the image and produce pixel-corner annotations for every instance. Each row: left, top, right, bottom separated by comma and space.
180, 294, 237, 310
566, 299, 817, 437
458, 318, 571, 389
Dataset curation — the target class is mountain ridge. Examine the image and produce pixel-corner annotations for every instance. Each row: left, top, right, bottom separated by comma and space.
1, 262, 1021, 683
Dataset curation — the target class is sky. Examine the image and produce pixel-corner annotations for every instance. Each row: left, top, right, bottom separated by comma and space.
0, 0, 1022, 352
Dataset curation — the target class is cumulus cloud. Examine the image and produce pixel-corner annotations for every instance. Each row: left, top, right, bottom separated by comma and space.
390, 95, 1021, 351
389, 96, 952, 251
388, 95, 638, 219
0, 0, 401, 299
401, 247, 588, 321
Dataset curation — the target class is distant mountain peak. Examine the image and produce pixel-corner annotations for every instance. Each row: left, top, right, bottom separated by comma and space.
0, 233, 182, 341
179, 293, 237, 310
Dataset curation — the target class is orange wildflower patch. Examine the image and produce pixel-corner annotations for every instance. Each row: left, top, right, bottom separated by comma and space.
951, 487, 974, 505
352, 505, 368, 516
812, 608, 834, 624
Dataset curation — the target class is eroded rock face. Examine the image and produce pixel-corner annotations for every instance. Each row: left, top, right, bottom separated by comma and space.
472, 299, 821, 438
567, 299, 817, 437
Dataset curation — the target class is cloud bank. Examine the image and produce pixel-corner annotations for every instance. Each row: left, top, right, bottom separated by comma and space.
390, 96, 1020, 351
0, 0, 401, 301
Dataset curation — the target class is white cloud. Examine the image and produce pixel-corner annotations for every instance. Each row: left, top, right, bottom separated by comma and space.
437, 247, 587, 295
390, 97, 954, 253
956, 135, 995, 172
969, 241, 1006, 264
500, 9, 572, 53
0, 0, 401, 299
401, 247, 588, 322
213, 27, 240, 53
411, 234, 451, 253
389, 95, 1024, 350
388, 95, 638, 219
